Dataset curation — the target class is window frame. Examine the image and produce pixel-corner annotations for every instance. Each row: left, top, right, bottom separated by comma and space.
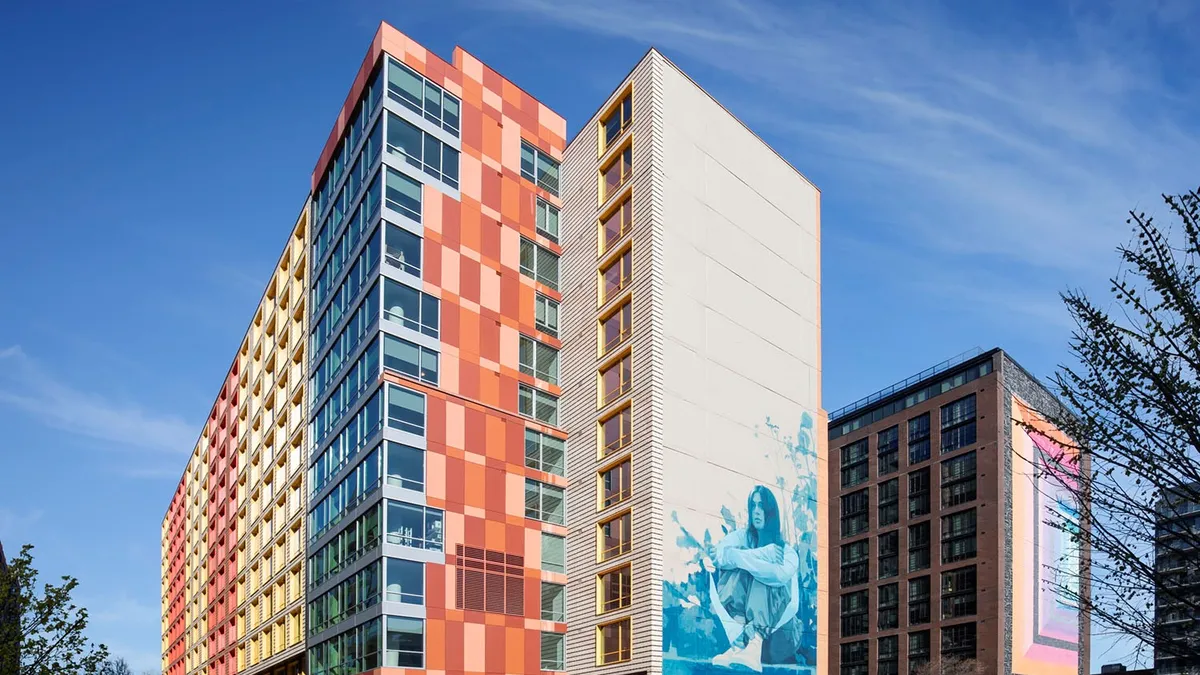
520, 236, 561, 291
597, 617, 631, 665
520, 334, 561, 385
536, 197, 561, 243
525, 478, 566, 525
598, 458, 632, 510
526, 428, 566, 477
519, 383, 560, 426
599, 300, 633, 357
600, 91, 633, 152
597, 564, 632, 614
599, 404, 632, 458
598, 510, 632, 562
599, 350, 632, 407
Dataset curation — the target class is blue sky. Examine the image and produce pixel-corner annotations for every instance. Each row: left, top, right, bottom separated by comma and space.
0, 0, 1196, 671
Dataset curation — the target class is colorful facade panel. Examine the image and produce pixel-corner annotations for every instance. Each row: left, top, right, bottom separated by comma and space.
161, 208, 310, 675
1011, 396, 1083, 675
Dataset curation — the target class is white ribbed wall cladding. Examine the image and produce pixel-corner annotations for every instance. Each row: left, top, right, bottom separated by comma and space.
561, 51, 668, 675
562, 47, 824, 675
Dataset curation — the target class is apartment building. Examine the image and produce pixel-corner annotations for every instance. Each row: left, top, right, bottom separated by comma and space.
559, 49, 825, 675
160, 206, 310, 675
162, 23, 827, 675
301, 25, 568, 675
827, 348, 1089, 675
1154, 482, 1200, 675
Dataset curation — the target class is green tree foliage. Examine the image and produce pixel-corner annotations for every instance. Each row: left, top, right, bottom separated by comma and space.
1033, 189, 1200, 664
0, 543, 109, 675
98, 658, 133, 675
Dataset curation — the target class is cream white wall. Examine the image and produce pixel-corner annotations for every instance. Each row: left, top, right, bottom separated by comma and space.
560, 48, 824, 675
656, 53, 824, 675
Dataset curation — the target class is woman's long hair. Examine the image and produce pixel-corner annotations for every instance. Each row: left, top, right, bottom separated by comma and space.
746, 485, 782, 548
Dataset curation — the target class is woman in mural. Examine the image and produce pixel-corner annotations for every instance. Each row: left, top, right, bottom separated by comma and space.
701, 485, 802, 672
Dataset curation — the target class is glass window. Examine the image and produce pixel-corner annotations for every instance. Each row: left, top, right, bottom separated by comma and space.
877, 635, 899, 675
308, 447, 383, 542
541, 582, 566, 621
384, 223, 421, 276
520, 237, 560, 290
600, 460, 631, 508
311, 335, 381, 446
600, 354, 632, 406
941, 622, 977, 659
908, 576, 930, 625
525, 479, 565, 525
386, 558, 424, 605
601, 249, 632, 303
384, 167, 421, 222
386, 57, 460, 136
385, 384, 425, 436
306, 561, 381, 635
878, 530, 899, 579
840, 489, 869, 538
520, 335, 561, 384
599, 565, 631, 613
601, 301, 632, 355
519, 383, 559, 425
386, 113, 422, 167
386, 441, 424, 492
541, 533, 566, 574
840, 640, 868, 675
526, 429, 566, 477
599, 511, 631, 561
600, 406, 631, 457
941, 508, 977, 563
598, 619, 631, 664
600, 196, 632, 254
839, 539, 869, 587
384, 616, 424, 668
840, 589, 869, 637
908, 467, 930, 518
941, 450, 977, 507
386, 500, 443, 551
841, 439, 869, 488
520, 140, 560, 196
386, 111, 460, 188
878, 582, 899, 630
382, 278, 439, 338
878, 425, 899, 475
601, 145, 633, 202
602, 93, 633, 149
536, 198, 560, 243
306, 504, 383, 590
382, 334, 438, 385
941, 565, 977, 619
541, 632, 565, 671
535, 293, 560, 337
909, 631, 931, 675
908, 521, 930, 572
908, 413, 931, 464
940, 394, 977, 453
878, 478, 899, 527
387, 59, 423, 111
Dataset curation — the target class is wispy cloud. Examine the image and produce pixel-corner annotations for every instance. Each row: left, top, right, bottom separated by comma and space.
0, 507, 44, 541
486, 0, 1198, 276
0, 346, 196, 456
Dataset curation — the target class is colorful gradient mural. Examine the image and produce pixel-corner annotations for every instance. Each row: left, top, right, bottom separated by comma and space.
1011, 397, 1082, 675
663, 413, 819, 675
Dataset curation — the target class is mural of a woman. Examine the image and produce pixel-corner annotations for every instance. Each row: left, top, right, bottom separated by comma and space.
700, 485, 802, 672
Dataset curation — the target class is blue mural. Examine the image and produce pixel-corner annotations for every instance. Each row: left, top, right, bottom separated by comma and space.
664, 414, 819, 675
